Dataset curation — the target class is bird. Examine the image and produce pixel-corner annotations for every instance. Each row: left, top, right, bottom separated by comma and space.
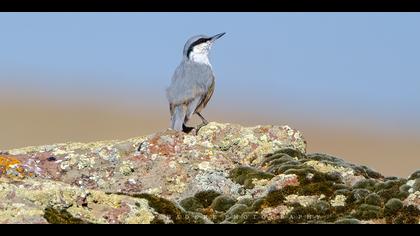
166, 32, 225, 133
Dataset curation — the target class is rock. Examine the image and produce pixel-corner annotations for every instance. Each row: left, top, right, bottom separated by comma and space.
408, 170, 420, 180
229, 166, 274, 189
384, 198, 404, 216
237, 198, 254, 207
194, 190, 221, 208
0, 178, 158, 224
352, 204, 383, 220
0, 122, 418, 224
225, 204, 250, 219
335, 218, 362, 224
179, 197, 204, 212
365, 193, 382, 206
403, 191, 420, 210
210, 195, 237, 212
350, 189, 371, 203
260, 205, 293, 221
330, 195, 347, 207
412, 179, 420, 193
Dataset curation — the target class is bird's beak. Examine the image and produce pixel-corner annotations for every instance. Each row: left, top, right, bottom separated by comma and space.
210, 32, 226, 42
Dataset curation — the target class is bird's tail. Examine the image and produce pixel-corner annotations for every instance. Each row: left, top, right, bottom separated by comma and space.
171, 105, 186, 131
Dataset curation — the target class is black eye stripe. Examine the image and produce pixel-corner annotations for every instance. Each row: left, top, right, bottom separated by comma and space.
187, 38, 210, 58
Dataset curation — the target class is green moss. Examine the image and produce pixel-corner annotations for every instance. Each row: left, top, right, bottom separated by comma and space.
303, 170, 342, 184
208, 211, 226, 224
229, 166, 274, 189
273, 148, 305, 159
348, 189, 371, 204
263, 187, 293, 207
180, 197, 204, 212
210, 195, 237, 212
233, 212, 263, 224
186, 212, 211, 224
225, 204, 250, 219
194, 190, 221, 208
313, 201, 332, 215
276, 168, 341, 199
237, 198, 254, 207
353, 179, 377, 192
364, 193, 382, 206
334, 184, 350, 190
300, 183, 336, 198
284, 205, 327, 223
251, 198, 266, 211
132, 193, 201, 224
269, 164, 305, 175
44, 207, 91, 224
359, 166, 383, 179
262, 153, 295, 167
150, 218, 165, 224
335, 189, 351, 196
385, 205, 420, 224
262, 149, 306, 174
384, 176, 400, 181
352, 204, 383, 220
298, 171, 342, 197
375, 179, 407, 191
285, 164, 343, 197
273, 198, 344, 224
376, 185, 409, 202
384, 198, 404, 216
306, 153, 344, 163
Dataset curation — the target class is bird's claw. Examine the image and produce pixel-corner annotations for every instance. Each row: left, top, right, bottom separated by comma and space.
182, 124, 194, 134
194, 122, 208, 135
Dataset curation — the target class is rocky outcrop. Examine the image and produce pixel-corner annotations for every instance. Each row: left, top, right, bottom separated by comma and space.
0, 122, 418, 224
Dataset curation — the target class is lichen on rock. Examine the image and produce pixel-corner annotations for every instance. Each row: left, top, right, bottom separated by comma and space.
0, 122, 418, 224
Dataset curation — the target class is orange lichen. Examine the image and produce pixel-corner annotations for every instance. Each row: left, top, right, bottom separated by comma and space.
0, 156, 25, 178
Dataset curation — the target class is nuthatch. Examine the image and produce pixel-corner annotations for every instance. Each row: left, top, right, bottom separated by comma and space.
166, 33, 225, 133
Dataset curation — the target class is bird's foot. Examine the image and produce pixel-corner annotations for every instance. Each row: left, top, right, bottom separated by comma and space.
194, 122, 208, 135
182, 124, 194, 134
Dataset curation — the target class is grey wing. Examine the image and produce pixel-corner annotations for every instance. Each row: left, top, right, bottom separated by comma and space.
195, 75, 215, 114
166, 61, 214, 107
185, 74, 215, 123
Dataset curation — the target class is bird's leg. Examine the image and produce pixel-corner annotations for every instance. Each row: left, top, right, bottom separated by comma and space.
182, 124, 194, 134
196, 112, 209, 125
194, 112, 209, 134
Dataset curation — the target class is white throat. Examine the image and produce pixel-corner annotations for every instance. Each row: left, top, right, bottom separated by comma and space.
189, 43, 212, 66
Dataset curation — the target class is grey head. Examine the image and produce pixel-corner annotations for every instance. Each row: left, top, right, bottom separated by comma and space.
182, 32, 226, 60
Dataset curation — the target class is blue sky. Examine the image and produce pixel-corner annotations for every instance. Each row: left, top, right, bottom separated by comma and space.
1, 13, 419, 131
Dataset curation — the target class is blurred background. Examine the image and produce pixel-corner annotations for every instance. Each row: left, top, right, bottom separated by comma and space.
0, 13, 419, 177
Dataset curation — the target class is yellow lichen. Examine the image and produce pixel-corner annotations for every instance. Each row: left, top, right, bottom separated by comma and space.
331, 194, 347, 207
0, 178, 156, 224
0, 156, 25, 178
284, 194, 320, 207
166, 176, 187, 194
8, 136, 145, 156
124, 199, 156, 224
304, 160, 353, 175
